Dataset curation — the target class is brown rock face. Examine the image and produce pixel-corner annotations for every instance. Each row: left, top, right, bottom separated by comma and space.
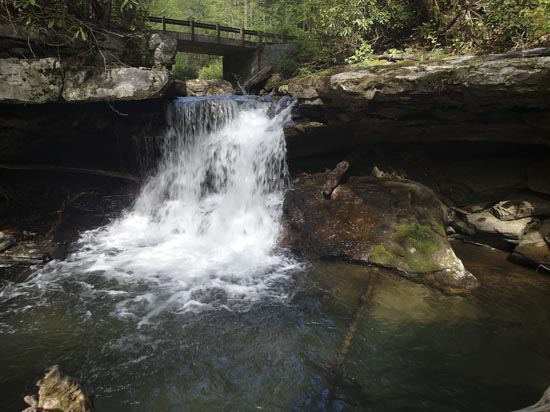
282, 174, 479, 294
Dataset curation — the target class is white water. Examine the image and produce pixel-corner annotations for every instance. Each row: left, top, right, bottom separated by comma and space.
5, 96, 302, 324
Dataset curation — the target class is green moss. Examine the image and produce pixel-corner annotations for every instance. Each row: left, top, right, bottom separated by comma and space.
394, 221, 442, 273
370, 244, 395, 265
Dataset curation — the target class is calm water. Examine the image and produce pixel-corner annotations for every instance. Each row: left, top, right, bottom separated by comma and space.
1, 242, 549, 411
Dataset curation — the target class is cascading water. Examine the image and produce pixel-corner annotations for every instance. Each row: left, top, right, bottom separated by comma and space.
1, 95, 302, 325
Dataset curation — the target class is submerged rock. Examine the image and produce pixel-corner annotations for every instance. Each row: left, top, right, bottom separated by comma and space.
22, 366, 93, 412
282, 173, 479, 294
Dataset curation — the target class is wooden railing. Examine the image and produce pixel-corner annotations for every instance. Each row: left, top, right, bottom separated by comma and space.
148, 16, 296, 45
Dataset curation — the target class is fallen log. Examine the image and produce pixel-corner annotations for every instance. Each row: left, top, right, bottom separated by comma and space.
322, 147, 367, 199
0, 164, 140, 182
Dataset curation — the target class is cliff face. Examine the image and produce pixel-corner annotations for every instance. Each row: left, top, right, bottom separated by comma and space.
281, 48, 550, 155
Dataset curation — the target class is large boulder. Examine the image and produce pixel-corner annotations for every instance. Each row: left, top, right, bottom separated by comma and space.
148, 33, 177, 69
282, 173, 479, 294
0, 58, 62, 103
62, 68, 171, 102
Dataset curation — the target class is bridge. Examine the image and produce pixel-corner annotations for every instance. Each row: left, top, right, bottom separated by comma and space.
148, 16, 298, 84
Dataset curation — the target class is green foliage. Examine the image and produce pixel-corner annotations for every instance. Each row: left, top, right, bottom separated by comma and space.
198, 57, 223, 79
1, 0, 149, 46
418, 0, 550, 52
274, 58, 299, 78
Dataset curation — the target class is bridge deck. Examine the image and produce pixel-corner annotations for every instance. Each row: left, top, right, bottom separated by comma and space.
157, 30, 260, 56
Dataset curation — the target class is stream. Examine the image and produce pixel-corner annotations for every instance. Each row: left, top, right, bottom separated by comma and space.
1, 96, 549, 411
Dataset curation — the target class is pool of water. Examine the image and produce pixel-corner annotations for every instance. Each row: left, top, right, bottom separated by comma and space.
1, 242, 549, 411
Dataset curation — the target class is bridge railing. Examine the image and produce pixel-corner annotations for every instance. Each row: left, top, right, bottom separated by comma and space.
148, 16, 296, 45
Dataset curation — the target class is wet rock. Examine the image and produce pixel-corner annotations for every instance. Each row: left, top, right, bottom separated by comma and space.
512, 219, 550, 267
148, 33, 177, 69
282, 173, 479, 294
0, 58, 63, 104
513, 384, 550, 412
22, 366, 93, 412
465, 211, 532, 244
492, 197, 550, 221
185, 79, 234, 96
0, 231, 16, 252
264, 73, 283, 92
0, 239, 67, 266
62, 68, 171, 102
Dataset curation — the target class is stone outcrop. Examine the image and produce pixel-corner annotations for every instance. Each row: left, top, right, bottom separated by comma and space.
0, 57, 171, 104
279, 48, 550, 151
0, 58, 63, 104
148, 33, 177, 69
63, 68, 171, 102
185, 79, 235, 97
282, 173, 479, 294
512, 219, 550, 267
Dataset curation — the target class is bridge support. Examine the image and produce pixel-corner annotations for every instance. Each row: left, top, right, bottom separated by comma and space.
223, 43, 297, 86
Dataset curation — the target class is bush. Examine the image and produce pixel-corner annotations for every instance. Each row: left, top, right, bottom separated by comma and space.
198, 57, 223, 80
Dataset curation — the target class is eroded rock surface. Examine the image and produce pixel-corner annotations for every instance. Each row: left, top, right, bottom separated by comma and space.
279, 49, 550, 149
22, 366, 93, 412
282, 173, 479, 294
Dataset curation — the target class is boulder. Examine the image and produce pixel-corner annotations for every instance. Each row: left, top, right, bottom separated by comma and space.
282, 173, 479, 294
62, 68, 171, 102
0, 58, 62, 104
465, 211, 532, 243
491, 197, 550, 221
148, 33, 177, 69
185, 79, 234, 96
22, 366, 93, 412
512, 219, 550, 266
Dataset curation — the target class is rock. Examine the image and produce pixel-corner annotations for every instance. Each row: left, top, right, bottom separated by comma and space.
0, 231, 16, 252
0, 58, 62, 104
22, 366, 93, 412
492, 197, 550, 221
264, 73, 283, 91
527, 162, 550, 195
512, 219, 550, 266
282, 174, 479, 294
172, 79, 187, 96
0, 239, 67, 266
465, 211, 532, 243
185, 79, 234, 96
62, 68, 171, 102
278, 50, 550, 150
148, 33, 177, 69
244, 66, 273, 91
512, 384, 550, 412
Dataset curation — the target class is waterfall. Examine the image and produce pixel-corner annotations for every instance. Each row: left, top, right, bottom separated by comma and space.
9, 95, 301, 325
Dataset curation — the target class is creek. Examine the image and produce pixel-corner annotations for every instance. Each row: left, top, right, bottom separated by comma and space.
0, 96, 549, 411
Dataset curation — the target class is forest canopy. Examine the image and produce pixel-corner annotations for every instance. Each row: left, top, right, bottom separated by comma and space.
2, 0, 549, 68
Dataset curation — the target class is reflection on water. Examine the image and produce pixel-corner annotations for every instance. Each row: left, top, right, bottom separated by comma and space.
1, 242, 549, 411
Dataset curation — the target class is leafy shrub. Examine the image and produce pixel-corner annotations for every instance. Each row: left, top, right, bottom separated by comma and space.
274, 58, 299, 78
198, 57, 223, 80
